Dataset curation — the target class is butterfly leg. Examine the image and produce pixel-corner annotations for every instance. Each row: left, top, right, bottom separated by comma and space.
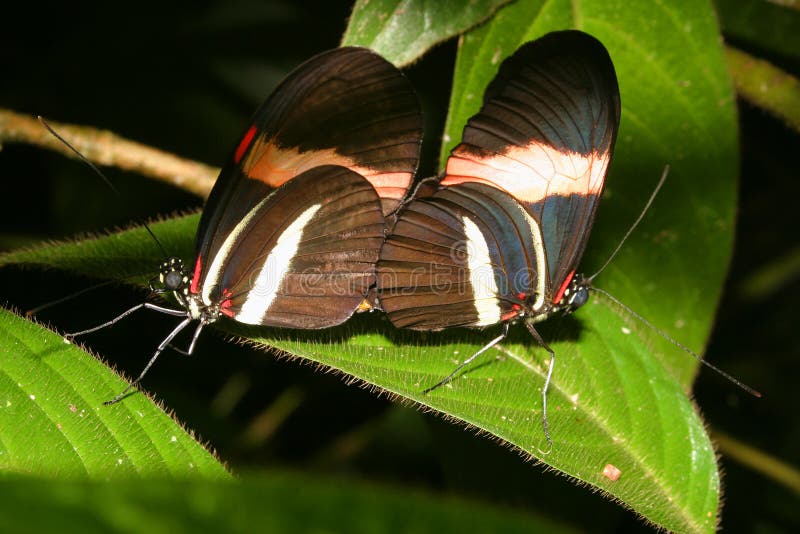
104, 317, 193, 405
524, 321, 555, 446
423, 322, 510, 394
167, 322, 205, 356
65, 302, 186, 338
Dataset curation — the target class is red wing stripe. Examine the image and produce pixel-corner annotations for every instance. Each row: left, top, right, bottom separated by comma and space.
190, 256, 203, 295
234, 125, 258, 164
554, 269, 575, 304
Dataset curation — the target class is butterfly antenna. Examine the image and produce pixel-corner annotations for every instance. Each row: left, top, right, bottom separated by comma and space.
25, 279, 118, 317
37, 116, 168, 258
25, 269, 155, 317
588, 165, 670, 282
590, 286, 761, 397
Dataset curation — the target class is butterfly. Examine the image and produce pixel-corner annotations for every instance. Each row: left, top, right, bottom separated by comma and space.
68, 46, 424, 402
375, 30, 621, 443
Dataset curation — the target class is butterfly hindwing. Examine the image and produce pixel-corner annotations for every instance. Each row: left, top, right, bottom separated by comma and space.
378, 183, 546, 330
199, 165, 385, 329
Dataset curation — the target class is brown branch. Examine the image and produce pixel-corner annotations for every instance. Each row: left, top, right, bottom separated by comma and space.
0, 108, 218, 198
726, 46, 800, 134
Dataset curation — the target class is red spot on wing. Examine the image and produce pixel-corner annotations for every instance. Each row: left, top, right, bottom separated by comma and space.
220, 288, 234, 317
234, 125, 258, 164
220, 301, 235, 317
554, 269, 575, 304
501, 310, 521, 322
190, 256, 203, 295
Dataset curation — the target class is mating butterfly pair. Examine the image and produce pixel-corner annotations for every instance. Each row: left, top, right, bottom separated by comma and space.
73, 31, 621, 439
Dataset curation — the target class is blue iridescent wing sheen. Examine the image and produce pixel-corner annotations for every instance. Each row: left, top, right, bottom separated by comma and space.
441, 30, 620, 299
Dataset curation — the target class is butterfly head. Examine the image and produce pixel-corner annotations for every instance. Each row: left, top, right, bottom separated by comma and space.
157, 257, 191, 294
558, 273, 591, 314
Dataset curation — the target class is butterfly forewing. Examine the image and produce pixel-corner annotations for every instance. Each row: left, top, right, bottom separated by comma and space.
441, 30, 620, 298
196, 46, 423, 274
199, 165, 385, 329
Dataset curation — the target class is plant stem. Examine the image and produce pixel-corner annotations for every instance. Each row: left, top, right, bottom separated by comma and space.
726, 46, 800, 133
713, 429, 800, 496
0, 108, 218, 198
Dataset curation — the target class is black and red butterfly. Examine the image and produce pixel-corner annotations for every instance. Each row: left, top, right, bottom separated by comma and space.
73, 31, 626, 428
187, 46, 423, 328
376, 30, 621, 442
61, 31, 754, 432
68, 46, 424, 401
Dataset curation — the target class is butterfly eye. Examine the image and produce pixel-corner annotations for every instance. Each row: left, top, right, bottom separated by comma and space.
163, 270, 185, 291
569, 285, 590, 310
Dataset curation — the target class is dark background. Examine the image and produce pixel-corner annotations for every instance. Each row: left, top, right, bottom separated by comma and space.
1, 1, 797, 532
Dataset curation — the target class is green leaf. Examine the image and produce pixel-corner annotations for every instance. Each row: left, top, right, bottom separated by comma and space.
436, 0, 737, 531
2, 193, 724, 532
245, 312, 720, 534
342, 0, 513, 65
0, 307, 228, 479
0, 471, 575, 533
2, 1, 738, 531
0, 215, 198, 283
715, 0, 800, 60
